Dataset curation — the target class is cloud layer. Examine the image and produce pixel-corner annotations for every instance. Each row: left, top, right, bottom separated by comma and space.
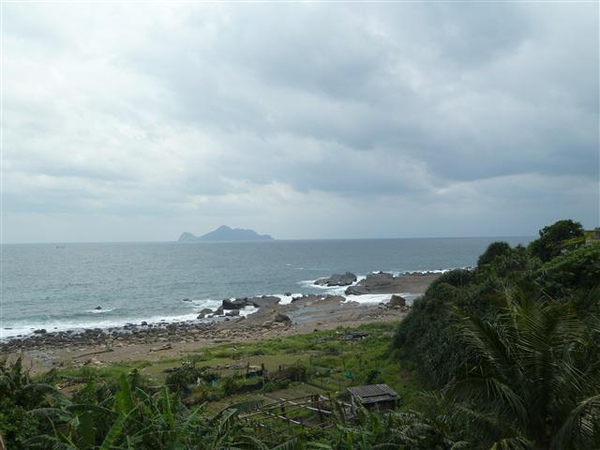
3, 2, 599, 242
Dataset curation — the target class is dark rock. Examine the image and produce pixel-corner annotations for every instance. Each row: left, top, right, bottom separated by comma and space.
33, 329, 47, 334
94, 306, 102, 310
345, 285, 368, 295
222, 298, 248, 310
197, 308, 213, 319
225, 309, 240, 317
284, 292, 292, 297
315, 272, 357, 287
182, 298, 191, 302
273, 313, 292, 323
250, 296, 281, 308
345, 272, 407, 295
389, 295, 407, 307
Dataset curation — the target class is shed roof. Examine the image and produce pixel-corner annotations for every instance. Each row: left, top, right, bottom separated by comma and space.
347, 384, 399, 404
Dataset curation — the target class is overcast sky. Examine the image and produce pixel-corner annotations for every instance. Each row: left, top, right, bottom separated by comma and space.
2, 2, 599, 243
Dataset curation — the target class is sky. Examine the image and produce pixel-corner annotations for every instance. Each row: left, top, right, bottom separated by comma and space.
2, 1, 599, 243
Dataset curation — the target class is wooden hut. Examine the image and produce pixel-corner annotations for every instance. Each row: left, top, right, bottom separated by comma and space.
347, 384, 399, 411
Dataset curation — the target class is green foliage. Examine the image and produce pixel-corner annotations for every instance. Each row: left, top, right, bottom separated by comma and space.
478, 244, 540, 282
308, 404, 457, 449
389, 269, 484, 387
25, 371, 219, 450
0, 323, 421, 448
0, 358, 65, 448
536, 242, 600, 298
220, 376, 239, 397
164, 361, 219, 393
390, 227, 596, 390
442, 291, 600, 449
477, 241, 512, 269
390, 218, 599, 448
529, 219, 585, 262
277, 363, 311, 382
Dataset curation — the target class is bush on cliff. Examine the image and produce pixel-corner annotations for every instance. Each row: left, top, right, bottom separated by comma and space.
528, 219, 585, 262
390, 219, 600, 448
391, 220, 599, 389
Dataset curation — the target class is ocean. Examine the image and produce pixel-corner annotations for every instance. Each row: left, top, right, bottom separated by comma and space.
1, 237, 530, 340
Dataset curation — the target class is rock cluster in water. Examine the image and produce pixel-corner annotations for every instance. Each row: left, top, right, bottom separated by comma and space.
314, 272, 358, 287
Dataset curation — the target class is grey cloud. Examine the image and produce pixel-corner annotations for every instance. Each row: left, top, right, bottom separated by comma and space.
428, 3, 531, 66
127, 3, 596, 185
4, 2, 598, 242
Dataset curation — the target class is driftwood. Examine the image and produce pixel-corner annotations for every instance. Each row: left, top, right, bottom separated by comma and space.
72, 347, 114, 359
149, 343, 173, 353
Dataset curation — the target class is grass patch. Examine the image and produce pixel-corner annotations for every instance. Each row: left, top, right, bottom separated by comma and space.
37, 322, 424, 414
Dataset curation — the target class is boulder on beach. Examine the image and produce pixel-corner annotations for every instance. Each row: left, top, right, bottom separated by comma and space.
274, 313, 292, 323
388, 294, 407, 308
314, 272, 357, 287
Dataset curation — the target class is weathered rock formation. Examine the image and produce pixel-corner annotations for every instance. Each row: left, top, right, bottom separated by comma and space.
345, 272, 440, 295
314, 272, 357, 287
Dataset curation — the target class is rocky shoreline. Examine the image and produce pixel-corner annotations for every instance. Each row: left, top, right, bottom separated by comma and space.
1, 272, 441, 373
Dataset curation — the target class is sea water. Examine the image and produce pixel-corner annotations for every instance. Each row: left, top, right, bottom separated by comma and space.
0, 237, 530, 340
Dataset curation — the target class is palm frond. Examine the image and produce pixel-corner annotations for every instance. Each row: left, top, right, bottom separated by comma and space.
553, 393, 600, 448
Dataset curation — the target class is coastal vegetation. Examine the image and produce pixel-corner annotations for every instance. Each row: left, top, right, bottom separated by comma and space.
1, 220, 598, 449
390, 219, 600, 448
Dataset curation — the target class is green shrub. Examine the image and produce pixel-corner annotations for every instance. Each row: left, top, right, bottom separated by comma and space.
165, 363, 219, 393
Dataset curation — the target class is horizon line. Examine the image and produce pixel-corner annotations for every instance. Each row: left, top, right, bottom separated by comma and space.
1, 235, 536, 245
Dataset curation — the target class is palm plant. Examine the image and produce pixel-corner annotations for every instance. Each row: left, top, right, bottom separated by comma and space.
27, 373, 209, 450
0, 357, 64, 409
0, 358, 66, 448
443, 289, 600, 449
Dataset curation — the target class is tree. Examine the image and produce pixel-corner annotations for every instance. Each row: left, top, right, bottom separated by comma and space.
443, 291, 600, 449
477, 241, 512, 269
536, 242, 600, 299
528, 220, 584, 262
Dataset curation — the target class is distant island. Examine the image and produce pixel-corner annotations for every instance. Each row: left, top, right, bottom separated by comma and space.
178, 225, 274, 242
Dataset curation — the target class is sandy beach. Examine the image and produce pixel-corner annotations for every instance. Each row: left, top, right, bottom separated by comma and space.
1, 273, 439, 374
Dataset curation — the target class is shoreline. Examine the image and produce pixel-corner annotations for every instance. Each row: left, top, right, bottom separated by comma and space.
1, 273, 440, 374
2, 271, 446, 341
